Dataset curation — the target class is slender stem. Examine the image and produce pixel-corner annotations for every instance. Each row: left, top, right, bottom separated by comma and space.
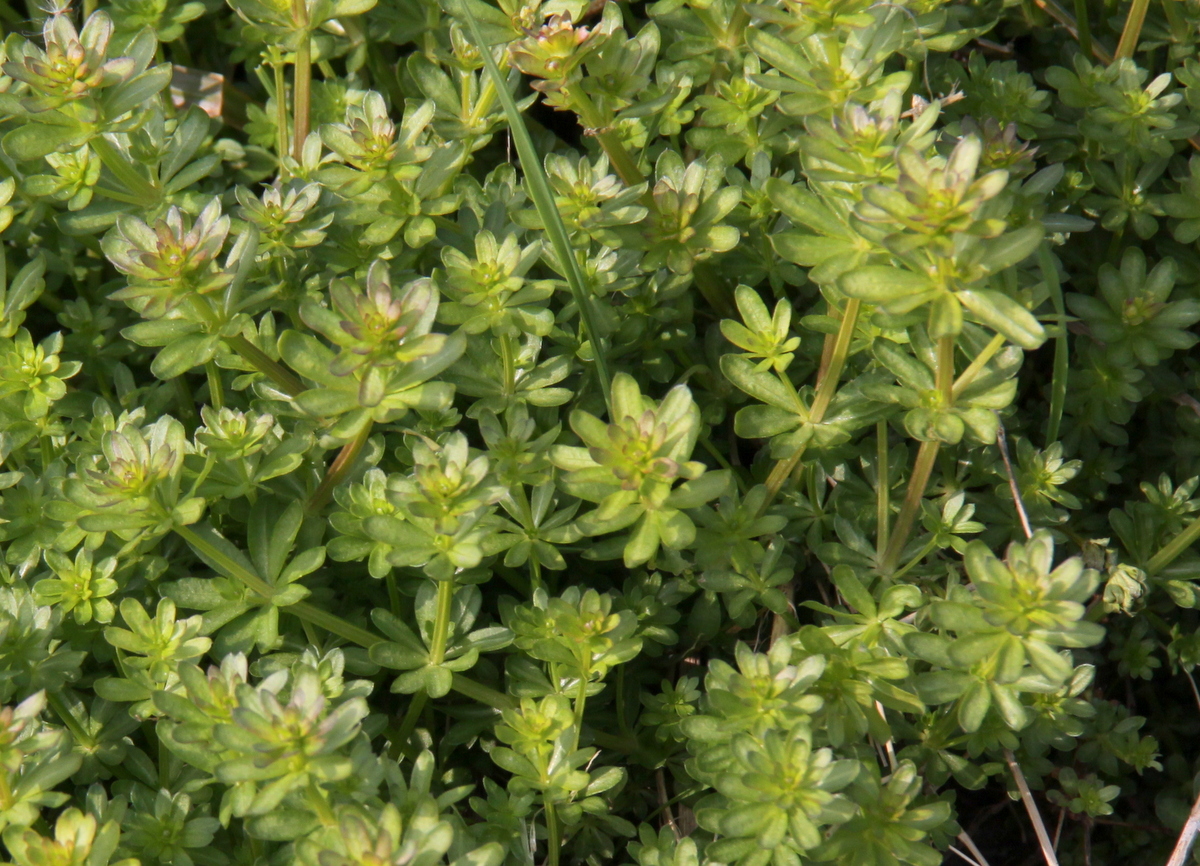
936, 335, 955, 401
882, 335, 953, 572
89, 136, 159, 207
876, 421, 890, 557
1113, 0, 1150, 60
306, 781, 336, 827
291, 0, 312, 161
307, 421, 372, 515
498, 334, 517, 397
882, 440, 940, 572
545, 800, 562, 866
758, 299, 861, 516
428, 579, 455, 665
1004, 749, 1061, 866
457, 2, 612, 412
996, 421, 1033, 539
289, 600, 382, 647
952, 334, 1005, 400
810, 299, 861, 420
1072, 0, 1092, 61
562, 85, 645, 190
1147, 517, 1200, 574
1038, 244, 1068, 444
893, 534, 939, 580
958, 831, 993, 866
273, 59, 290, 169
393, 693, 428, 751
1167, 787, 1200, 866
572, 668, 589, 749
205, 361, 225, 410
223, 334, 305, 396
451, 672, 517, 711
386, 572, 400, 616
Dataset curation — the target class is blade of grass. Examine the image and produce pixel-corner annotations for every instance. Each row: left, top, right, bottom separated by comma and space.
452, 0, 613, 412
1038, 244, 1068, 445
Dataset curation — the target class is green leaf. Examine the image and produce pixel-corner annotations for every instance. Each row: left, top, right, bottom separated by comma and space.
956, 289, 1046, 349
3, 122, 86, 160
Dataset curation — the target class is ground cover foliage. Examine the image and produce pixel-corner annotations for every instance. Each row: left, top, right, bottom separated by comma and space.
5, 0, 1200, 862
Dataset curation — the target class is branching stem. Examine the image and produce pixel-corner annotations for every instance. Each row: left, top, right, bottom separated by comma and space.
307, 422, 373, 515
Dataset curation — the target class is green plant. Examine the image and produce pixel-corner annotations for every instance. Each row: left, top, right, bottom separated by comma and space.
2, 0, 1200, 864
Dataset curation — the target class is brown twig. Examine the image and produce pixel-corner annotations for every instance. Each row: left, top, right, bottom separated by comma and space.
958, 831, 993, 866
1004, 749, 1061, 866
1168, 788, 1200, 866
996, 420, 1033, 540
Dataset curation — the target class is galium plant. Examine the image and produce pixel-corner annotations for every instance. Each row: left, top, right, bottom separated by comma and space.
1, 0, 1200, 864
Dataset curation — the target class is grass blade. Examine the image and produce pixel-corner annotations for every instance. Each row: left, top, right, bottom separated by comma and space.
1038, 243, 1068, 444
450, 0, 613, 412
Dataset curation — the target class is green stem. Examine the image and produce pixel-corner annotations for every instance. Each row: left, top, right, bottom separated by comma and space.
1147, 518, 1200, 575
223, 334, 305, 396
951, 333, 1005, 400
882, 439, 940, 572
291, 0, 312, 161
758, 299, 861, 516
545, 799, 562, 866
1114, 0, 1149, 59
882, 336, 954, 572
498, 334, 516, 397
571, 668, 589, 750
306, 421, 372, 515
562, 85, 645, 190
393, 693, 428, 751
394, 579, 456, 747
450, 673, 517, 710
457, 1, 612, 412
876, 421, 890, 557
893, 533, 940, 580
89, 136, 159, 207
205, 361, 225, 410
273, 59, 290, 170
1038, 244, 1068, 444
1073, 0, 1092, 58
428, 579, 455, 666
306, 781, 336, 827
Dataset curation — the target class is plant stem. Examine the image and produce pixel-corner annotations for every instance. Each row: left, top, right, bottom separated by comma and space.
223, 334, 305, 396
89, 136, 159, 207
306, 781, 336, 827
1038, 244, 1068, 444
1072, 0, 1092, 61
1147, 517, 1200, 574
562, 85, 645, 189
1167, 787, 1200, 866
758, 299, 861, 516
572, 668, 589, 749
428, 579, 455, 666
291, 0, 311, 161
457, 0, 612, 413
545, 800, 562, 866
876, 421, 890, 557
1113, 0, 1149, 60
273, 58, 290, 169
951, 333, 1005, 400
498, 334, 517, 397
882, 440, 940, 572
306, 421, 372, 515
883, 336, 956, 569
893, 534, 939, 580
1004, 749, 1061, 866
451, 672, 517, 711
205, 361, 224, 410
